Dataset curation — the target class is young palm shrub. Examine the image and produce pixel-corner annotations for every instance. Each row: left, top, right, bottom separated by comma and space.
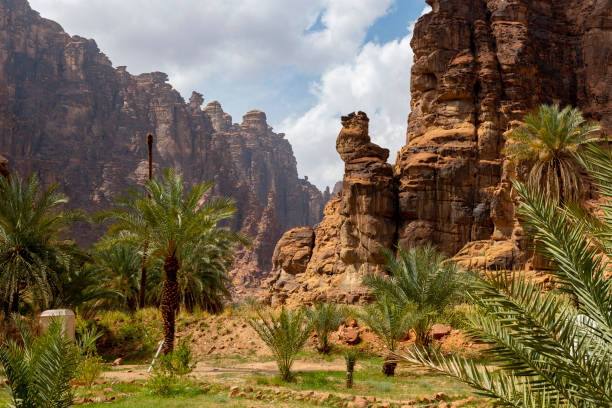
354, 296, 415, 376
0, 317, 81, 408
247, 306, 312, 381
97, 168, 246, 354
393, 143, 612, 407
344, 348, 359, 389
504, 103, 601, 203
307, 302, 345, 354
89, 243, 141, 311
363, 245, 466, 346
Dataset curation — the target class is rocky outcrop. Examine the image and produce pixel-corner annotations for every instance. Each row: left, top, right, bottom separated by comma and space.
0, 0, 328, 292
269, 0, 612, 304
267, 112, 391, 306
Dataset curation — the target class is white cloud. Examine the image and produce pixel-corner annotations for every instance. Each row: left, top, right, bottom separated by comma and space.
280, 9, 430, 190
29, 0, 394, 83
28, 0, 429, 191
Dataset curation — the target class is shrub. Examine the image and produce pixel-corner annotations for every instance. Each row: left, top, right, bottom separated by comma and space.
172, 335, 196, 376
353, 296, 415, 376
147, 354, 177, 396
307, 302, 345, 354
0, 317, 80, 408
344, 348, 359, 389
248, 306, 311, 381
364, 244, 468, 346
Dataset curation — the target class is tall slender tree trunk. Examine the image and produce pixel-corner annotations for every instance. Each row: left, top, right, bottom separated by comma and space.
138, 133, 153, 309
161, 254, 180, 354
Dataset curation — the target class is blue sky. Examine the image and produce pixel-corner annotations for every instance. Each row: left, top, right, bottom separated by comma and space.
28, 0, 429, 190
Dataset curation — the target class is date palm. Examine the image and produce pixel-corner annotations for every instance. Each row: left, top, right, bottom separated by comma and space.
394, 143, 612, 407
89, 243, 141, 311
307, 302, 345, 354
504, 104, 601, 203
363, 245, 467, 346
354, 296, 415, 376
248, 306, 312, 381
98, 168, 240, 354
0, 316, 81, 408
0, 173, 79, 315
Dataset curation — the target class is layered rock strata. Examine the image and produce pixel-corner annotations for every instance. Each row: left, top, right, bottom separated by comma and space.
269, 0, 611, 304
0, 0, 328, 291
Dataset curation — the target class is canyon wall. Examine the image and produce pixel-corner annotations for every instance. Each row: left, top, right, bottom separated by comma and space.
0, 0, 329, 293
269, 0, 611, 305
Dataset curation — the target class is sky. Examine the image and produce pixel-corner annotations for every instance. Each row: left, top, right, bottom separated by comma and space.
28, 0, 430, 191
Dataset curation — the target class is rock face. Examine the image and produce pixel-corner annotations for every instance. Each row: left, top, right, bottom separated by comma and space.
0, 0, 328, 291
269, 0, 611, 304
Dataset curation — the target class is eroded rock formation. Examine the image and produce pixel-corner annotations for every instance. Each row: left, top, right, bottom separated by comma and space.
0, 0, 328, 293
269, 0, 611, 305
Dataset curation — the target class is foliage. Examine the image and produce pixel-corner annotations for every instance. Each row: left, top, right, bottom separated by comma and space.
364, 244, 467, 346
394, 143, 612, 407
0, 173, 81, 315
45, 254, 117, 318
307, 302, 345, 354
503, 104, 601, 202
344, 348, 359, 389
354, 296, 414, 353
0, 316, 80, 408
172, 335, 196, 376
247, 306, 312, 381
147, 354, 177, 396
88, 243, 141, 311
76, 353, 104, 389
74, 325, 104, 388
97, 168, 247, 353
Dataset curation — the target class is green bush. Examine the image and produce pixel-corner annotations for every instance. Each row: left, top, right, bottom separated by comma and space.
307, 302, 345, 354
0, 317, 80, 408
172, 335, 196, 376
147, 354, 177, 396
248, 306, 312, 381
76, 353, 104, 388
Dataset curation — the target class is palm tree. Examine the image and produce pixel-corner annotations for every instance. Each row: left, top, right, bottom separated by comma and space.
354, 296, 415, 376
89, 243, 141, 311
98, 168, 242, 354
42, 251, 117, 318
0, 173, 79, 315
0, 316, 81, 408
504, 104, 601, 203
139, 132, 154, 309
248, 306, 312, 381
307, 302, 345, 354
363, 245, 467, 346
393, 143, 612, 407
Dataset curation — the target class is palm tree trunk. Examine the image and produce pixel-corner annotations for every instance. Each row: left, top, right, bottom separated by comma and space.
9, 291, 19, 313
161, 254, 179, 355
382, 356, 396, 376
138, 133, 154, 309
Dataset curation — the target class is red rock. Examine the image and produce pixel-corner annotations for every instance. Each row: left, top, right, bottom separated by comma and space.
112, 358, 123, 366
431, 324, 452, 340
0, 0, 330, 295
269, 0, 611, 305
343, 327, 361, 345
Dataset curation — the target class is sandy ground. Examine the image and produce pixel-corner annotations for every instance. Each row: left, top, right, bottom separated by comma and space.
102, 359, 347, 382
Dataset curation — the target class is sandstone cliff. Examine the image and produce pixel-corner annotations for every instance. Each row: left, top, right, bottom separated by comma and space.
0, 0, 328, 292
269, 0, 611, 305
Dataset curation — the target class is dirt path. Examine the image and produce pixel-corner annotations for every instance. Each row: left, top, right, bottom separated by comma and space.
102, 359, 347, 382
